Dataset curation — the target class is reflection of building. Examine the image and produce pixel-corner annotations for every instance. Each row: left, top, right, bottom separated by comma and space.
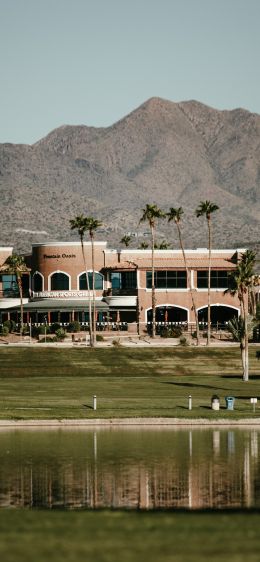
0, 242, 244, 331
0, 429, 259, 510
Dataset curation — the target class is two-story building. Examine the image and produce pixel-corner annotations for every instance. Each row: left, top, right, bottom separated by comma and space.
0, 241, 244, 333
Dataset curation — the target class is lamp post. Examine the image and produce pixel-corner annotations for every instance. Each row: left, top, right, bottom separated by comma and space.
44, 315, 47, 343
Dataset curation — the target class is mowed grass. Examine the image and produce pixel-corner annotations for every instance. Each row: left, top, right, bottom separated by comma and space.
0, 510, 260, 562
0, 347, 259, 419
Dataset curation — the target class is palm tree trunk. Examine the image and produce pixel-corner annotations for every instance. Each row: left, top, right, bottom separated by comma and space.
177, 224, 200, 345
17, 274, 24, 337
241, 293, 249, 381
80, 238, 93, 347
91, 234, 96, 346
207, 217, 212, 346
151, 225, 156, 338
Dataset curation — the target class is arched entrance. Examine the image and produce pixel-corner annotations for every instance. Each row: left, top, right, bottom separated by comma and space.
147, 305, 188, 323
198, 305, 239, 326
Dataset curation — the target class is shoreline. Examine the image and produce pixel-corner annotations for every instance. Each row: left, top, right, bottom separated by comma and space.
1, 417, 260, 428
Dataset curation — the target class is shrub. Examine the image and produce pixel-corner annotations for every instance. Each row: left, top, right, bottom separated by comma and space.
3, 320, 16, 333
50, 322, 62, 334
55, 328, 66, 341
96, 334, 104, 342
161, 326, 182, 338
0, 326, 9, 336
67, 321, 81, 333
32, 325, 51, 339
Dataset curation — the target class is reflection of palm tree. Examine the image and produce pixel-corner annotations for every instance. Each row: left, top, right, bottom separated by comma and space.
196, 201, 219, 345
85, 217, 102, 346
168, 207, 200, 345
70, 215, 93, 346
140, 204, 165, 338
0, 254, 30, 336
226, 250, 256, 381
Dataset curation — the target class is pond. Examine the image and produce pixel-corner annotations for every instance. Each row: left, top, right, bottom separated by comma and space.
0, 427, 259, 510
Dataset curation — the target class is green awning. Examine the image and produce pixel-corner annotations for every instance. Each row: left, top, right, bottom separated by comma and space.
6, 299, 109, 313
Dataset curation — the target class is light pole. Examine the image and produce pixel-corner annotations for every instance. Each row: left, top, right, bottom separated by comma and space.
44, 315, 47, 343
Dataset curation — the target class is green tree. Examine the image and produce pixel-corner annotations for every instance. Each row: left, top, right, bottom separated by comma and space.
0, 254, 30, 336
85, 217, 102, 346
138, 241, 149, 249
140, 204, 165, 338
70, 215, 93, 347
226, 250, 256, 381
167, 207, 200, 345
120, 235, 132, 247
196, 201, 219, 345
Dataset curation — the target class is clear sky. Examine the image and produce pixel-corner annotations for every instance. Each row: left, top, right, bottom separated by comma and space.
1, 0, 259, 144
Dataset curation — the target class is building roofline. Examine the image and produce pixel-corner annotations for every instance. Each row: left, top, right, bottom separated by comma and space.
32, 241, 107, 248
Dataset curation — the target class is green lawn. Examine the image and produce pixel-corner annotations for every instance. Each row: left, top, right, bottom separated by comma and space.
0, 510, 260, 562
0, 347, 259, 419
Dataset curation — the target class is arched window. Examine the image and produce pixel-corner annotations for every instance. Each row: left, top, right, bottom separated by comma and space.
79, 272, 103, 290
33, 273, 43, 292
51, 272, 70, 291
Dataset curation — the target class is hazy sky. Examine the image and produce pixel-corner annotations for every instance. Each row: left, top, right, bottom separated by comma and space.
1, 0, 259, 144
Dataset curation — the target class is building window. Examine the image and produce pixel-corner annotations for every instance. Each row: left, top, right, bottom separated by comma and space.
33, 273, 43, 292
197, 270, 230, 289
51, 272, 69, 291
146, 270, 187, 289
79, 272, 103, 290
110, 271, 137, 289
1, 274, 19, 297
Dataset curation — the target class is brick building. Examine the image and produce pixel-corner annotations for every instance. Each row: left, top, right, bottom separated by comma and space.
0, 241, 244, 333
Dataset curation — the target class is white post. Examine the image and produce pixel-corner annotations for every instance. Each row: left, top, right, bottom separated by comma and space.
188, 395, 192, 410
93, 395, 97, 411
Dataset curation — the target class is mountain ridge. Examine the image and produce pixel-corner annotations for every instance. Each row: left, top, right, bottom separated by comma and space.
0, 97, 259, 254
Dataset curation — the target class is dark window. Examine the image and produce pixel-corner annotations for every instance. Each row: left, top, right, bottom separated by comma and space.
79, 272, 103, 290
51, 272, 69, 291
110, 271, 137, 289
197, 270, 230, 289
146, 270, 187, 289
33, 273, 43, 292
1, 274, 19, 297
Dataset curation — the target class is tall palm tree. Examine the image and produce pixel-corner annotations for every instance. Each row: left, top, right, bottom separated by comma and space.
120, 235, 132, 247
140, 204, 165, 338
70, 215, 93, 347
226, 250, 256, 381
85, 217, 102, 346
0, 254, 30, 336
167, 207, 200, 345
196, 201, 219, 345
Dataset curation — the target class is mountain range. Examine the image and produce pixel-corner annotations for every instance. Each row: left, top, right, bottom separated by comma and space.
0, 97, 259, 254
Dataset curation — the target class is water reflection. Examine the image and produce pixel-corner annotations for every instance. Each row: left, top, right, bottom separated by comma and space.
0, 428, 260, 510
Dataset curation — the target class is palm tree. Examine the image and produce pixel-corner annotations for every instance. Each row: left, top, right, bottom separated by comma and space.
167, 207, 200, 345
70, 215, 93, 347
196, 201, 219, 345
140, 204, 165, 338
0, 254, 30, 336
85, 217, 102, 346
120, 235, 132, 247
226, 250, 256, 381
138, 241, 149, 249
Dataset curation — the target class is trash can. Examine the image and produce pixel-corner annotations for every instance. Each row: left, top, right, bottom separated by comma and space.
225, 396, 235, 410
211, 395, 220, 411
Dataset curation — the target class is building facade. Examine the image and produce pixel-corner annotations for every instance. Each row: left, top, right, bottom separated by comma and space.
0, 241, 244, 333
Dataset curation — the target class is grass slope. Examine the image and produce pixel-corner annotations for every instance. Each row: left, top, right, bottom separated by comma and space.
0, 347, 259, 419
